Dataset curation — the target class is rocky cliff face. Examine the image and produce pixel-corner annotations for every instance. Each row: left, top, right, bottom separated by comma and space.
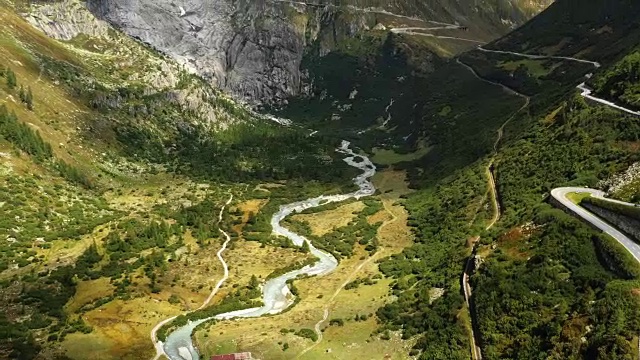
87, 0, 320, 105
86, 0, 552, 105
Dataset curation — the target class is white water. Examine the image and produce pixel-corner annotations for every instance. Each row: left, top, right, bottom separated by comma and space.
151, 195, 234, 360
161, 141, 376, 360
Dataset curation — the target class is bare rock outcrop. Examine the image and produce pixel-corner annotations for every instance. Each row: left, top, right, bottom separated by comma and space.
87, 0, 322, 105
84, 0, 549, 105
25, 0, 111, 40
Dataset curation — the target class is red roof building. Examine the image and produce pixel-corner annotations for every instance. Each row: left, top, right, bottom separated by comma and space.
211, 352, 252, 360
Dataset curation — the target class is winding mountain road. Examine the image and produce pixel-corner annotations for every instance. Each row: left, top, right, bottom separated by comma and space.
268, 0, 424, 22
577, 83, 640, 116
551, 188, 640, 263
476, 46, 640, 116
476, 46, 601, 68
459, 45, 640, 360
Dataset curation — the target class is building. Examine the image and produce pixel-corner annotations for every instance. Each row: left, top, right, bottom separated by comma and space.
211, 352, 253, 360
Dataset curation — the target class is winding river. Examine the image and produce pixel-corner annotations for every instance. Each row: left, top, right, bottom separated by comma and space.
160, 140, 376, 360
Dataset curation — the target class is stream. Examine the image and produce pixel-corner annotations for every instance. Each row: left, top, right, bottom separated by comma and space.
161, 140, 377, 360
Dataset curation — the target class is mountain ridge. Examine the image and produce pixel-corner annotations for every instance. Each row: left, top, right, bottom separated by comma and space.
83, 0, 552, 104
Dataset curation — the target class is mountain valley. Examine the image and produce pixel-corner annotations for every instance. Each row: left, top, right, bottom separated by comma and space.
2, 0, 640, 360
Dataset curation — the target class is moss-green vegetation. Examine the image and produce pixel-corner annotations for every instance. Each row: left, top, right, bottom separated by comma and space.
593, 234, 640, 279
593, 50, 640, 110
473, 207, 639, 359
159, 277, 264, 342
284, 198, 383, 259
582, 196, 640, 222
295, 328, 318, 342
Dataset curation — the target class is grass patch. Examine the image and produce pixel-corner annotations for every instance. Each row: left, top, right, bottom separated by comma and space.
582, 196, 640, 221
372, 142, 432, 165
61, 297, 180, 360
291, 201, 365, 236
566, 191, 592, 204
499, 59, 554, 77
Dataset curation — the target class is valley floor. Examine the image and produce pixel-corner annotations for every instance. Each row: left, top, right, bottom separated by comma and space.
194, 169, 415, 360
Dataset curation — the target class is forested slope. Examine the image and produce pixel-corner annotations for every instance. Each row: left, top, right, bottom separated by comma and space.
593, 51, 640, 111
3, 0, 640, 358
0, 1, 355, 358
367, 1, 640, 359
490, 0, 640, 63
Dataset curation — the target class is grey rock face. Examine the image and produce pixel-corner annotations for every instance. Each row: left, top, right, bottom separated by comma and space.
87, 0, 316, 105
86, 0, 551, 105
25, 0, 111, 40
583, 203, 640, 242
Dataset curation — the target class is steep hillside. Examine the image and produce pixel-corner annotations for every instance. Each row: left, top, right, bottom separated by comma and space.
277, 32, 525, 183
85, 0, 551, 104
489, 0, 640, 63
394, 1, 640, 359
0, 1, 357, 359
6, 0, 640, 359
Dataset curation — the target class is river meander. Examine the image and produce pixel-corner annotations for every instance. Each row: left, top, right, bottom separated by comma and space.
161, 140, 376, 360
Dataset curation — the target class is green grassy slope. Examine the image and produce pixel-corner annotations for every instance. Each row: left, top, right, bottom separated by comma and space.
0, 2, 358, 359
4, 0, 640, 359
489, 0, 640, 64
360, 2, 640, 359
278, 32, 524, 183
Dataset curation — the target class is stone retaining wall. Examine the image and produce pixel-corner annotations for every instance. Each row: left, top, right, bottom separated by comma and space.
582, 203, 640, 242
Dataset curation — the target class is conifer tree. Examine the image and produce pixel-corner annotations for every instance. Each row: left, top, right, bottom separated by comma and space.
26, 86, 33, 110
6, 68, 16, 89
249, 275, 259, 290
